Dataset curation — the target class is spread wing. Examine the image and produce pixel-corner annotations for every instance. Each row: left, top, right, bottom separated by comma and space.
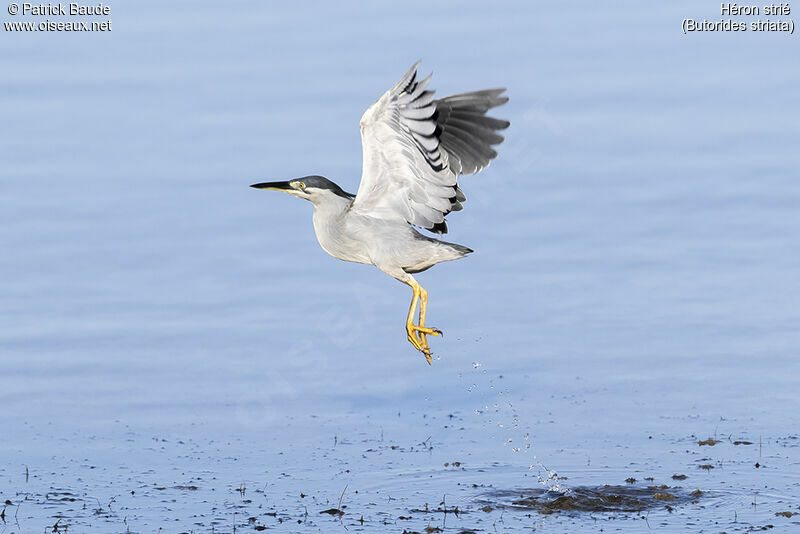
351, 62, 509, 234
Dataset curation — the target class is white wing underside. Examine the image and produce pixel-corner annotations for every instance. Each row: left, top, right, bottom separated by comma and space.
351, 62, 509, 234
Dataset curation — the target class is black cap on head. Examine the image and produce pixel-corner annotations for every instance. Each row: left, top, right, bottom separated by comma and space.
294, 175, 354, 199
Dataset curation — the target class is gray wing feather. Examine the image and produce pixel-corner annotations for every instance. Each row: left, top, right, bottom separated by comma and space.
352, 62, 509, 234
434, 89, 510, 176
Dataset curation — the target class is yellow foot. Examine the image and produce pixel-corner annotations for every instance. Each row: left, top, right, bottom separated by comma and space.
406, 324, 443, 364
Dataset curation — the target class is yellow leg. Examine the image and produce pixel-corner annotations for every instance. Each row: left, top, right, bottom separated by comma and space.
419, 286, 427, 328
406, 284, 423, 351
405, 280, 442, 364
417, 285, 441, 338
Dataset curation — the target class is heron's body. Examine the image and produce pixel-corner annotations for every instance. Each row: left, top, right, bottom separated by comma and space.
310, 192, 471, 276
252, 62, 509, 363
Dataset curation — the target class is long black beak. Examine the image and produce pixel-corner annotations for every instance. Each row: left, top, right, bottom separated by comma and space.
250, 181, 293, 191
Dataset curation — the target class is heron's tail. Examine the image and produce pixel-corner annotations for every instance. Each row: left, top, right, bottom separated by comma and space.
442, 241, 473, 257
403, 232, 473, 273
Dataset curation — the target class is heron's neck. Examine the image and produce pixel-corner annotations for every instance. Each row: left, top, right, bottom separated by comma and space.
311, 194, 352, 218
311, 195, 357, 262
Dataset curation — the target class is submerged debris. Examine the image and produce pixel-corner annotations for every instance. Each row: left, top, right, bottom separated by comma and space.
320, 508, 344, 516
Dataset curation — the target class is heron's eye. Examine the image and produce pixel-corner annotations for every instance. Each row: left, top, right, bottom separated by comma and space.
298, 182, 306, 191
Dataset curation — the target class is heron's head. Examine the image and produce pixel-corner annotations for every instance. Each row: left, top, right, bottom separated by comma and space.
250, 175, 353, 205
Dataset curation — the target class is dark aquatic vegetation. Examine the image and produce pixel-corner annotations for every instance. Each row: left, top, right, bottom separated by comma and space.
484, 485, 702, 515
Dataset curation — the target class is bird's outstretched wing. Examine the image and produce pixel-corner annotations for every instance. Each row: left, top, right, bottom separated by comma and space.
351, 62, 509, 234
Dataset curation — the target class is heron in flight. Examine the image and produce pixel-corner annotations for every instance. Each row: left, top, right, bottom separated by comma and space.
252, 62, 509, 363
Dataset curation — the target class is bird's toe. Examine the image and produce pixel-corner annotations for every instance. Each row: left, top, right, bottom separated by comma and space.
407, 330, 424, 351
422, 350, 432, 365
